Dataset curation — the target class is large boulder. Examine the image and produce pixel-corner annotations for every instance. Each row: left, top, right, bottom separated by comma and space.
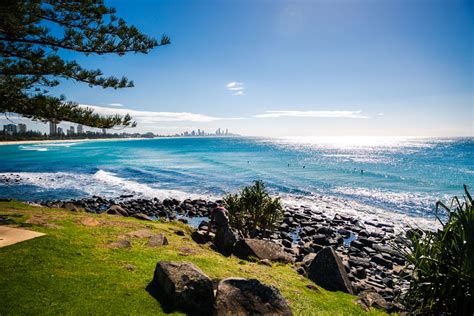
233, 239, 293, 263
106, 204, 128, 216
307, 247, 353, 294
152, 261, 214, 315
214, 227, 238, 256
191, 230, 214, 244
147, 234, 169, 247
214, 278, 292, 316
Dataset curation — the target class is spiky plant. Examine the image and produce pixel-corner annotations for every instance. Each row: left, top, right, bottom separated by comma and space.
224, 180, 283, 238
402, 185, 473, 314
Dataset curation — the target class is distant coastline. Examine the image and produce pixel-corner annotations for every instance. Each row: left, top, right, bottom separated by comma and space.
0, 137, 149, 146
0, 135, 243, 146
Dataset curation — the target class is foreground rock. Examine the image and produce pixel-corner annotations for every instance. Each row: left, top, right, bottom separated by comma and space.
213, 226, 238, 256
152, 261, 214, 315
233, 239, 293, 263
214, 278, 292, 316
307, 246, 353, 294
147, 234, 169, 247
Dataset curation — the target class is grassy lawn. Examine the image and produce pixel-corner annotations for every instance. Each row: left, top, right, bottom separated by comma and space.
0, 201, 386, 315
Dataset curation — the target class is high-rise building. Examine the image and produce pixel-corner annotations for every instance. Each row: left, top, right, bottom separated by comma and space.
18, 123, 27, 133
57, 127, 64, 135
102, 128, 106, 135
3, 124, 17, 135
49, 121, 57, 136
77, 124, 83, 134
67, 126, 75, 136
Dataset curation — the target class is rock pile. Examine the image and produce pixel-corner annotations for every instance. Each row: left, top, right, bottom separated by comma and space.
44, 195, 413, 310
42, 196, 215, 220
151, 261, 293, 315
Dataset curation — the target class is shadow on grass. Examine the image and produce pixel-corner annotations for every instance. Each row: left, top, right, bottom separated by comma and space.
0, 214, 32, 227
145, 281, 175, 314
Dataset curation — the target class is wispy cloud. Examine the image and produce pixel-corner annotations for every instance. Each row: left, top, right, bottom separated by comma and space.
82, 105, 222, 123
108, 103, 124, 107
226, 81, 245, 95
254, 110, 370, 119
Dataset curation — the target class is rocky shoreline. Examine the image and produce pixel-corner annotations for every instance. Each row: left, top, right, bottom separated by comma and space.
37, 195, 414, 311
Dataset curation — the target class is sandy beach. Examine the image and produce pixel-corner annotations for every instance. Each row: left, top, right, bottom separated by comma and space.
0, 137, 150, 146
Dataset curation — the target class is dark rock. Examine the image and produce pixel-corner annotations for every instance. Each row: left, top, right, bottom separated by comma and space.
363, 247, 376, 255
371, 254, 393, 269
316, 226, 334, 235
351, 240, 364, 250
109, 239, 132, 249
234, 239, 293, 263
133, 213, 152, 221
312, 234, 328, 245
307, 247, 354, 294
337, 228, 351, 237
191, 230, 213, 244
152, 261, 214, 315
282, 239, 292, 248
214, 226, 238, 256
302, 253, 317, 267
357, 237, 373, 248
349, 257, 371, 268
214, 278, 292, 316
355, 267, 367, 279
147, 234, 169, 247
63, 202, 80, 212
174, 230, 185, 236
357, 290, 390, 311
296, 266, 306, 275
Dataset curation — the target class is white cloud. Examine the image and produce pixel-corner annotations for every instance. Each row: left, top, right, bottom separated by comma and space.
226, 82, 242, 88
254, 110, 370, 119
108, 103, 124, 107
377, 112, 384, 116
226, 81, 245, 95
81, 104, 222, 123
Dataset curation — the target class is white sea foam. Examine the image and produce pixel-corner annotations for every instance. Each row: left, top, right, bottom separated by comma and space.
19, 146, 48, 152
0, 170, 206, 201
0, 171, 442, 231
280, 193, 440, 232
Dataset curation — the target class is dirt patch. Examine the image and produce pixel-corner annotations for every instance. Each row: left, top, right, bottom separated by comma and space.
124, 229, 154, 238
108, 239, 132, 249
102, 220, 145, 229
79, 217, 100, 227
43, 223, 63, 229
25, 215, 48, 225
178, 247, 197, 256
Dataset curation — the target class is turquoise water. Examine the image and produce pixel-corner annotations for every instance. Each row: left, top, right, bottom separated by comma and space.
0, 136, 472, 221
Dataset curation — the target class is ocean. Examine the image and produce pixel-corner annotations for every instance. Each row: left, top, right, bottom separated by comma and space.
0, 136, 472, 229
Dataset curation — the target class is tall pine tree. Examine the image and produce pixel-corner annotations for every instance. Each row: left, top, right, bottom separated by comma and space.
0, 0, 170, 128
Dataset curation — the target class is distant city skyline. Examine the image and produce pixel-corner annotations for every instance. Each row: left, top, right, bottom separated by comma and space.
2, 1, 473, 137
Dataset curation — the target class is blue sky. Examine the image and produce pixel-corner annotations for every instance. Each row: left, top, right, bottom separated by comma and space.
4, 0, 473, 136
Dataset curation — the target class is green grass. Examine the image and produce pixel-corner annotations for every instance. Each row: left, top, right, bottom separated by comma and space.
0, 201, 386, 315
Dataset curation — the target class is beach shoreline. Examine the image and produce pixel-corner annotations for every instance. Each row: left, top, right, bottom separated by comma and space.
0, 137, 151, 146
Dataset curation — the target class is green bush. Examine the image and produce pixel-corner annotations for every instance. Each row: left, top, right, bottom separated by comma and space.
402, 185, 473, 314
223, 180, 283, 238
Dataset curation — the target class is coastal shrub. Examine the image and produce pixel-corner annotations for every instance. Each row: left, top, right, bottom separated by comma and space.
401, 185, 473, 314
224, 180, 283, 238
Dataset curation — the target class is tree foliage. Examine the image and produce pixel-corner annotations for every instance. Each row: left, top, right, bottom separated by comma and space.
224, 180, 283, 238
401, 185, 474, 314
0, 0, 170, 128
